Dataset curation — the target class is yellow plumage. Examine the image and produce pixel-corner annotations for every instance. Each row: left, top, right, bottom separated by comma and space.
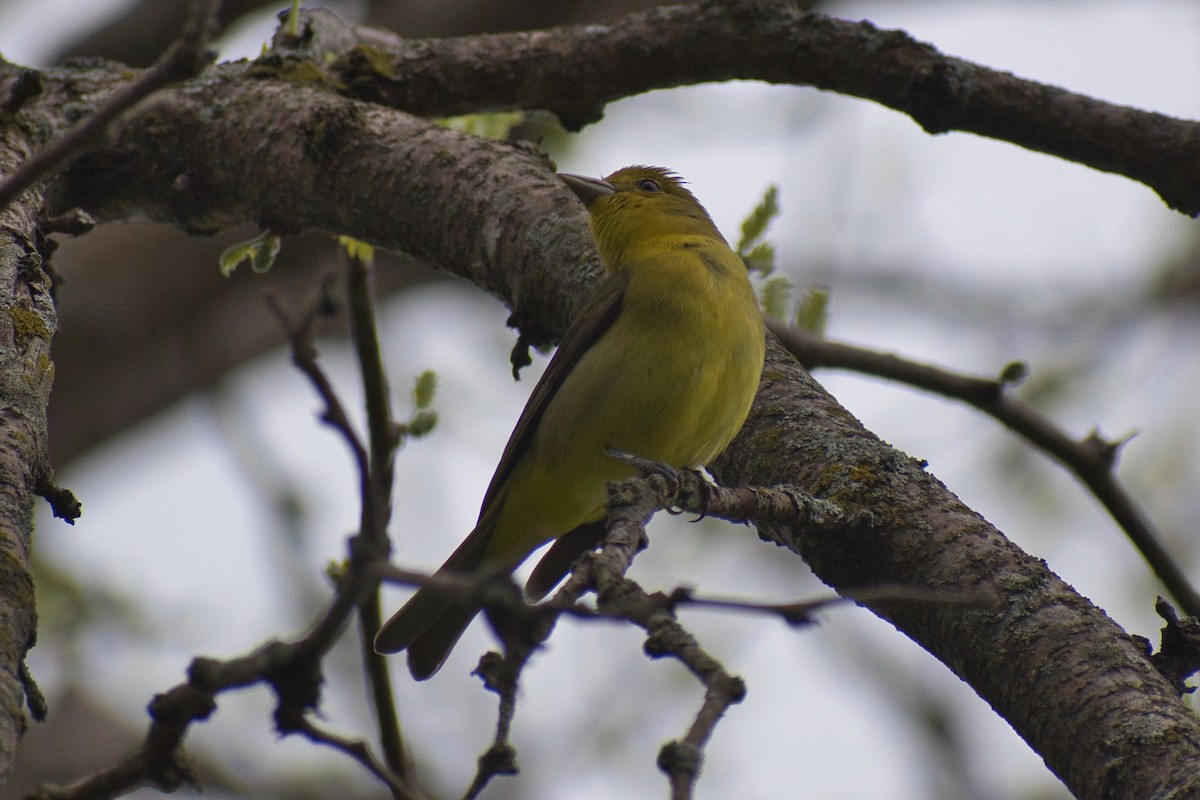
375, 166, 766, 679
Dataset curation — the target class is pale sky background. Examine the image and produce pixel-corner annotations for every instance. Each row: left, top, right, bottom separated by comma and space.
5, 1, 1200, 799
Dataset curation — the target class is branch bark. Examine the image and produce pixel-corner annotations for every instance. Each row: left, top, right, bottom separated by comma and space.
301, 4, 1200, 215
0, 118, 57, 788
46, 69, 597, 345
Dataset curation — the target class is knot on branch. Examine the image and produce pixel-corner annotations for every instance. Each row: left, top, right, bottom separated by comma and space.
658, 740, 703, 782
908, 60, 966, 135
477, 575, 558, 683
1149, 597, 1200, 694
144, 683, 215, 791
34, 474, 81, 524
477, 742, 518, 778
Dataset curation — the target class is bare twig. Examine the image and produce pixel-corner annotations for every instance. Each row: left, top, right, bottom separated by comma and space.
17, 658, 46, 722
1147, 597, 1200, 694
290, 717, 413, 800
376, 452, 976, 799
605, 448, 856, 531
410, 458, 849, 799
0, 0, 219, 212
265, 280, 370, 491
595, 475, 743, 800
25, 281, 431, 800
345, 250, 396, 534
26, 635, 424, 800
341, 248, 412, 782
667, 584, 999, 627
769, 318, 1200, 619
462, 579, 550, 798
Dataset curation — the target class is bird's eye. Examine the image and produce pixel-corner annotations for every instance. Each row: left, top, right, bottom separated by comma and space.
636, 179, 660, 192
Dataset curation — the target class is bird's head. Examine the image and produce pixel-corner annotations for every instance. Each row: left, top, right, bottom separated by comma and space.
560, 165, 727, 268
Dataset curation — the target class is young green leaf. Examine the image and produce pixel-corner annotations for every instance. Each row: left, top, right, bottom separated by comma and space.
999, 361, 1030, 386
286, 0, 300, 35
406, 410, 439, 438
437, 111, 526, 141
337, 235, 375, 265
412, 369, 438, 410
793, 285, 830, 336
736, 184, 780, 259
219, 231, 281, 276
742, 241, 776, 276
759, 274, 793, 321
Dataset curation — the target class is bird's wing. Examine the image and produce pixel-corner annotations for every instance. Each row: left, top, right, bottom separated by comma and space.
476, 270, 630, 517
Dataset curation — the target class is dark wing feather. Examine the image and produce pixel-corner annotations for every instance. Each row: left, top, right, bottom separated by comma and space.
475, 271, 630, 517
375, 271, 630, 679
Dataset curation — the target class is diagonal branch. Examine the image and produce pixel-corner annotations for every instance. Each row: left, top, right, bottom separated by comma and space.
768, 319, 1200, 619
283, 4, 1200, 215
0, 0, 219, 213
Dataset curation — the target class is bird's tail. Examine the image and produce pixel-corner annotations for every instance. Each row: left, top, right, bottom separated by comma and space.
374, 525, 492, 680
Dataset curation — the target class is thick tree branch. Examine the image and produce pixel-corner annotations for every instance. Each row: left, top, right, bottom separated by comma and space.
0, 0, 218, 214
0, 72, 62, 792
23, 68, 592, 349
15, 0, 1200, 465
285, 4, 1200, 215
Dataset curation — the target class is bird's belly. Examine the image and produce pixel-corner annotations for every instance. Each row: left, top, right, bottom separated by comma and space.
537, 319, 758, 478
487, 289, 762, 563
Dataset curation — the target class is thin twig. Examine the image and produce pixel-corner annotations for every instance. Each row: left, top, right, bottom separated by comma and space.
768, 318, 1200, 619
462, 579, 551, 799
265, 282, 370, 491
450, 460, 859, 797
345, 251, 397, 521
291, 717, 415, 800
342, 249, 412, 782
26, 282, 431, 800
595, 475, 743, 800
667, 584, 1000, 627
0, 0, 219, 213
1147, 597, 1200, 693
605, 448, 856, 531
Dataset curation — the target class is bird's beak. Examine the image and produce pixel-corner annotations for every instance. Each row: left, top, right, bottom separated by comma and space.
559, 173, 617, 208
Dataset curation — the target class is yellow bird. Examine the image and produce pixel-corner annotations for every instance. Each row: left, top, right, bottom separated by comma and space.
375, 166, 766, 679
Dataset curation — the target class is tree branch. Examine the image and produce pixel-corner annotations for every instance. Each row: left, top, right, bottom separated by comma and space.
593, 475, 745, 800
14, 0, 1200, 462
341, 250, 413, 783
29, 68, 588, 350
768, 319, 1200, 619
286, 4, 1200, 215
0, 0, 218, 214
712, 336, 1200, 799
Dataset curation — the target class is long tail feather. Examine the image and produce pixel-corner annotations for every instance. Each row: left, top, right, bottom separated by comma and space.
374, 523, 493, 678
405, 602, 480, 680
